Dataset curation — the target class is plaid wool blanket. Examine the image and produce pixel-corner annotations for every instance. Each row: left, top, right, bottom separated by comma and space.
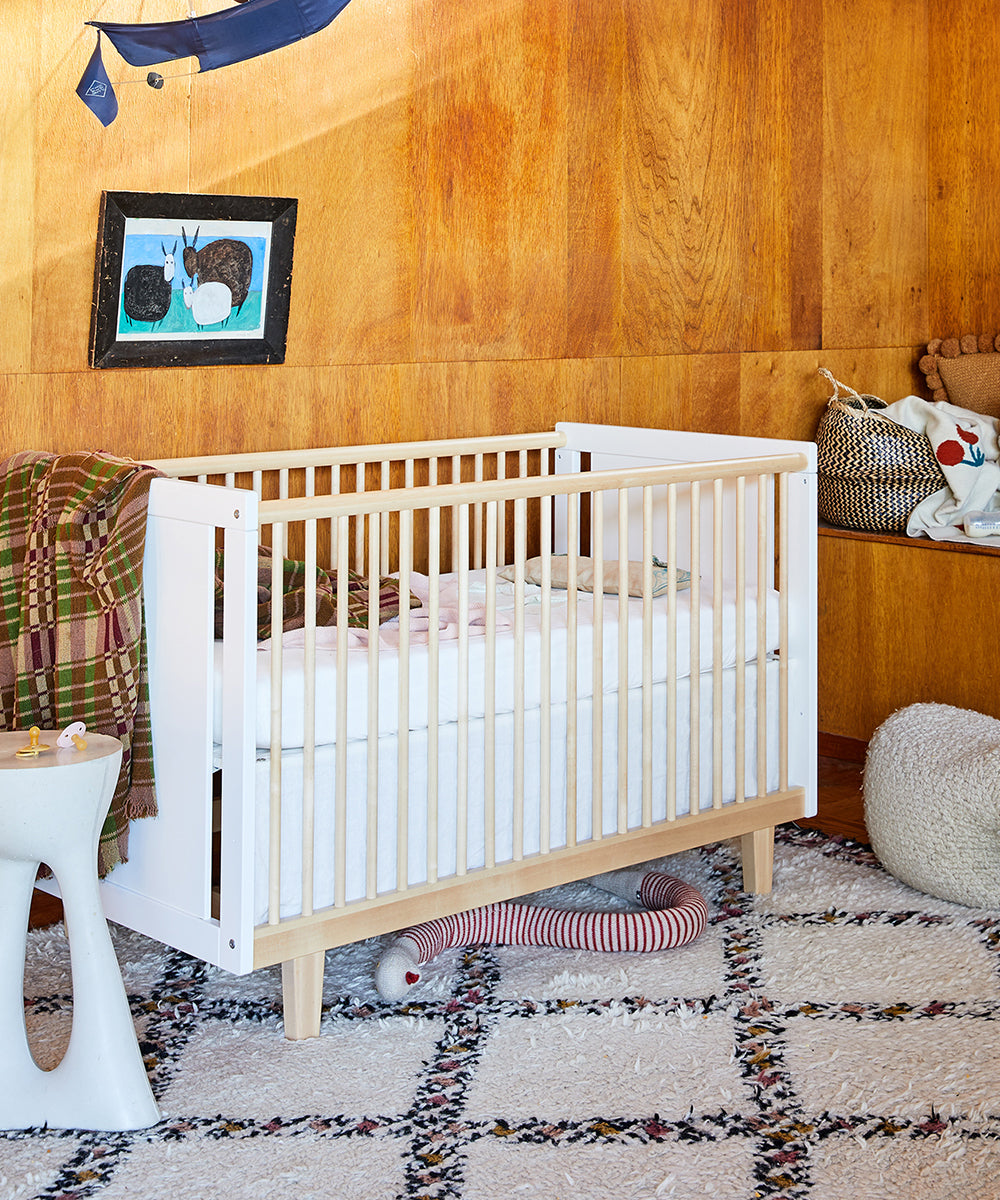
214, 543, 417, 642
0, 451, 161, 876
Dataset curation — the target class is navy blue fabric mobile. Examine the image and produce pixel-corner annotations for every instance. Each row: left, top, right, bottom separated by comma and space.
78, 0, 353, 124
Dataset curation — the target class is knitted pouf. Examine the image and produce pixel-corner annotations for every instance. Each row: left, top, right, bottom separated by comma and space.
864, 702, 1000, 908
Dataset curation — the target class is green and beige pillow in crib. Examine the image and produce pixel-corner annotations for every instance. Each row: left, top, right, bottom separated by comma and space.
498, 555, 691, 597
918, 334, 1000, 411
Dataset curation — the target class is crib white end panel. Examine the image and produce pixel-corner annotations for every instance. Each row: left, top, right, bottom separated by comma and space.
779, 467, 818, 819
98, 478, 257, 972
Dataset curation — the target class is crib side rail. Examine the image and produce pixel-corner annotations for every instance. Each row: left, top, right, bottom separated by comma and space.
149, 430, 566, 482
247, 447, 814, 958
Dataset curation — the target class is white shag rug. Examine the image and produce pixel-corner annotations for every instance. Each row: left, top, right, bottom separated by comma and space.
5, 826, 1000, 1200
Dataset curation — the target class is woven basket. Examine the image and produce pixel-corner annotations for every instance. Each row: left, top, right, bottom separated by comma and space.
815, 368, 945, 534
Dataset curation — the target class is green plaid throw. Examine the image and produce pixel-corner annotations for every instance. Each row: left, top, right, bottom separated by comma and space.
0, 451, 160, 876
214, 543, 415, 641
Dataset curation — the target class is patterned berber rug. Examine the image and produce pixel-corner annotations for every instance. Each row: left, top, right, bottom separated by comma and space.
5, 826, 1000, 1200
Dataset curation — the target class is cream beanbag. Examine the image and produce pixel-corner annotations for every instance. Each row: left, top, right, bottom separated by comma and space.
864, 703, 1000, 908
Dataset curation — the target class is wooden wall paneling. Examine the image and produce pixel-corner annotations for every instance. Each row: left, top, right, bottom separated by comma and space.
0, 376, 43, 456
27, 370, 99, 455
623, 0, 742, 355
32, 5, 194, 376
260, 363, 406, 452
0, 0, 38, 376
621, 0, 824, 357
620, 354, 742, 434
785, 0, 825, 349
410, 0, 569, 362
725, 0, 824, 353
404, 357, 619, 444
189, 0, 416, 368
820, 0, 928, 349
566, 0, 624, 359
735, 345, 925, 443
927, 0, 1000, 337
818, 533, 1000, 741
620, 345, 925, 457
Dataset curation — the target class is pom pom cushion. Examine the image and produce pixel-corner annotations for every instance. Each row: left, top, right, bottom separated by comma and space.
918, 334, 1000, 411
864, 702, 1000, 908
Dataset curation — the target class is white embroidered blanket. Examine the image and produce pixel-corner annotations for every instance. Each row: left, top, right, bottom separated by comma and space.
882, 395, 1000, 540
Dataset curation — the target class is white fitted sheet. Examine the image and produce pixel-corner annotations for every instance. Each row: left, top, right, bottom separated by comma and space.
214, 570, 780, 749
252, 660, 781, 923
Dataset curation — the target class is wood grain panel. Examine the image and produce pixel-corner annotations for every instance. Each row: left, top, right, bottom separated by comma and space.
567, 0, 623, 358
738, 346, 925, 442
410, 0, 568, 361
821, 0, 928, 348
623, 0, 742, 354
404, 358, 619, 443
819, 532, 1000, 740
0, 0, 37, 375
32, 2, 193, 375
621, 354, 742, 433
620, 347, 922, 446
927, 0, 1000, 336
190, 0, 415, 366
622, 0, 824, 356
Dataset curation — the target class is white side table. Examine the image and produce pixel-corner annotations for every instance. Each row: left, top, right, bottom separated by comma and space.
0, 730, 160, 1131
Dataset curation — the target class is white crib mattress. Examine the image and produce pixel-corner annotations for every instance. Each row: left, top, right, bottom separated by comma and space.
248, 662, 782, 925
214, 569, 781, 750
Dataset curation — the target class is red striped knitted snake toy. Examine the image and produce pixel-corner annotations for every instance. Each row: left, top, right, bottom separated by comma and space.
375, 868, 708, 1000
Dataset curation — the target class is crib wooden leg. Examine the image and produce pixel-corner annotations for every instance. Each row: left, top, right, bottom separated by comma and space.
281, 951, 326, 1040
740, 827, 774, 895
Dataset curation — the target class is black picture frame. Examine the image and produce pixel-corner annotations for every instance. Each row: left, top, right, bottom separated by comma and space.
89, 190, 297, 369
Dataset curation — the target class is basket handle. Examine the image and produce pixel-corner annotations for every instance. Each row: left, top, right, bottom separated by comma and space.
818, 366, 877, 412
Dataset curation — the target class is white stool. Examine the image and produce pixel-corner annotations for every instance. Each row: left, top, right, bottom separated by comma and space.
0, 729, 160, 1131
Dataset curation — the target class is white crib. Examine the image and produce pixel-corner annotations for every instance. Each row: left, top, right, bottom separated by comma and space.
72, 422, 817, 1038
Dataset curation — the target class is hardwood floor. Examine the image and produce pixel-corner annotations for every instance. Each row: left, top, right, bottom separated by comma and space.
25, 749, 869, 933
796, 754, 867, 843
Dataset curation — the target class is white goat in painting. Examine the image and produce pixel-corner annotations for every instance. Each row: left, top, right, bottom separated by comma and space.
182, 279, 233, 330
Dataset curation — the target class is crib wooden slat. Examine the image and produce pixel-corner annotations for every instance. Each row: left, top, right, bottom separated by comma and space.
268, 527, 284, 925
688, 481, 701, 814
334, 517, 350, 908
616, 490, 629, 836
565, 497, 579, 848
757, 475, 768, 797
539, 495, 552, 856
397, 510, 412, 892
365, 518, 381, 900
586, 494, 598, 845
779, 472, 790, 792
354, 464, 366, 572
456, 505, 470, 876
641, 486, 654, 828
427, 506, 440, 885
666, 483, 678, 822
735, 475, 747, 805
712, 478, 724, 810
301, 517, 317, 918
513, 497, 526, 861
484, 504, 498, 869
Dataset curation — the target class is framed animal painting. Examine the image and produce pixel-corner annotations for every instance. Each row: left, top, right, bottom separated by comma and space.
89, 191, 297, 369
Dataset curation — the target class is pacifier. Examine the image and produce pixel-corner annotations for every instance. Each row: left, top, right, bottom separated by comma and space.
15, 726, 50, 758
57, 721, 88, 751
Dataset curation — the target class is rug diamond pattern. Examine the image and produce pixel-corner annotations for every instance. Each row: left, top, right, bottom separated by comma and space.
6, 827, 1000, 1200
